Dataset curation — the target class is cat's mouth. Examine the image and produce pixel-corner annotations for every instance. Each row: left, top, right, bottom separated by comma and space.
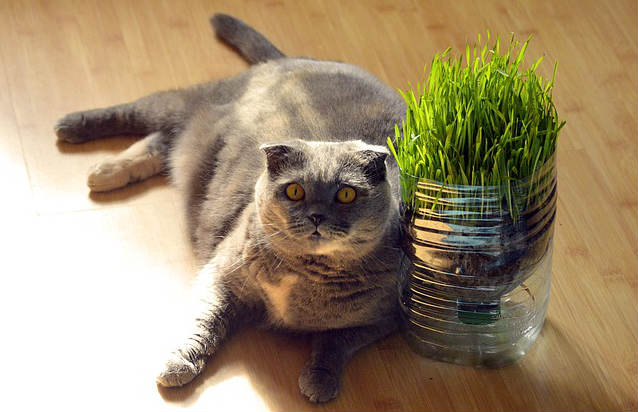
307, 229, 343, 255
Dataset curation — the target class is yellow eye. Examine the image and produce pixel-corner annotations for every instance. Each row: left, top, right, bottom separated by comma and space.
336, 187, 357, 204
285, 183, 305, 201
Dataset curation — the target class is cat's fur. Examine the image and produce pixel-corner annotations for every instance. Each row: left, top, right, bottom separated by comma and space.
55, 14, 406, 403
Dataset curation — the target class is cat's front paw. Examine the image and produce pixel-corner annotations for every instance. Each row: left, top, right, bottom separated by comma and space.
298, 363, 340, 403
156, 351, 205, 387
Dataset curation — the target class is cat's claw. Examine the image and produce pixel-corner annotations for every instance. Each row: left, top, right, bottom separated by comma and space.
156, 352, 204, 387
298, 364, 340, 403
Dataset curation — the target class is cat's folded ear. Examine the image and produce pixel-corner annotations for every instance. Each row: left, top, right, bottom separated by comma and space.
353, 144, 389, 184
259, 142, 306, 177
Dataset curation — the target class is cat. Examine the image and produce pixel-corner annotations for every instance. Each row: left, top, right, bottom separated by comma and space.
55, 14, 406, 403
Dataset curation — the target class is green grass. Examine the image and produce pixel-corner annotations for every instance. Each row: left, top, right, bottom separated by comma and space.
388, 33, 565, 222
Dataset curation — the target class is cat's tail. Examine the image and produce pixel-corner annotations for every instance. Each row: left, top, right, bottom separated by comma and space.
210, 14, 286, 64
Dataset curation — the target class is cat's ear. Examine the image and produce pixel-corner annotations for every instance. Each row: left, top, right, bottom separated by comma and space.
259, 143, 306, 176
354, 146, 389, 184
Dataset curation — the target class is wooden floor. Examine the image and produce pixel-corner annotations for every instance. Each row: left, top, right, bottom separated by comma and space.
0, 0, 636, 410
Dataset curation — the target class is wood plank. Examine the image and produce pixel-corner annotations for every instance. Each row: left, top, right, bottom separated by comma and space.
0, 0, 635, 410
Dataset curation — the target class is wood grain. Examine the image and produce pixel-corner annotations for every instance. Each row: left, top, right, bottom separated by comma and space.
0, 0, 635, 410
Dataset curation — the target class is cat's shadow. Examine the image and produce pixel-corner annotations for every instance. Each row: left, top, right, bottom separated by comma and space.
88, 174, 169, 203
55, 135, 140, 154
153, 317, 637, 410
156, 328, 312, 408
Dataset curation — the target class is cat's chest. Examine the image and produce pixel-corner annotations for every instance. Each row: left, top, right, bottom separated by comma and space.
253, 265, 385, 330
256, 272, 299, 323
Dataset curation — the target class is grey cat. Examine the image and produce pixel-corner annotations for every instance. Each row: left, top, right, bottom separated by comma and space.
55, 14, 406, 403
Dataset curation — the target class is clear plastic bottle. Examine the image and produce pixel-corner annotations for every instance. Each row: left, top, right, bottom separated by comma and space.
398, 157, 556, 367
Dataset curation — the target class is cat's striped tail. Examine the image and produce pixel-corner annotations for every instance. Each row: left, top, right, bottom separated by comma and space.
211, 14, 286, 64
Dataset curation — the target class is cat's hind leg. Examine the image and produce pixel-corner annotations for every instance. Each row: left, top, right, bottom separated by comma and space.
55, 89, 189, 143
87, 132, 169, 192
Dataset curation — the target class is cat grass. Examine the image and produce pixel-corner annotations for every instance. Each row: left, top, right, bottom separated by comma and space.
388, 33, 566, 221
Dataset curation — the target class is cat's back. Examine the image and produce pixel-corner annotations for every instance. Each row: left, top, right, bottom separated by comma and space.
175, 58, 404, 186
233, 58, 405, 146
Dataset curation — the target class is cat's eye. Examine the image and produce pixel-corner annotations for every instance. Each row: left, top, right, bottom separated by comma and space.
336, 186, 357, 204
285, 183, 305, 201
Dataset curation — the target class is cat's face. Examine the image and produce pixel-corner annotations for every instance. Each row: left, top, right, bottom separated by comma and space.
255, 140, 394, 259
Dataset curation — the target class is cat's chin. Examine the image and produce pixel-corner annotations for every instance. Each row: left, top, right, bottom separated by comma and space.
309, 243, 342, 256
305, 233, 343, 256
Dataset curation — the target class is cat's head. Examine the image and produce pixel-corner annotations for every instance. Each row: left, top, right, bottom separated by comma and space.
254, 140, 395, 260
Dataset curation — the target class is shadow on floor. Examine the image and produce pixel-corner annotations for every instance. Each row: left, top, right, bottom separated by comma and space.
88, 174, 170, 203
56, 135, 141, 155
154, 316, 633, 411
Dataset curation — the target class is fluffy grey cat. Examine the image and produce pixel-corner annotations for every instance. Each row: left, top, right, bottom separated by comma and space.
55, 14, 406, 403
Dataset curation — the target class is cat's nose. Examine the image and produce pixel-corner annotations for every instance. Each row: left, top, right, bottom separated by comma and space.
308, 214, 324, 227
